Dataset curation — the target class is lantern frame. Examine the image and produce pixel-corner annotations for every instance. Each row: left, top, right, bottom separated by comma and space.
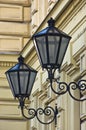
33, 18, 86, 101
5, 55, 58, 125
33, 17, 71, 70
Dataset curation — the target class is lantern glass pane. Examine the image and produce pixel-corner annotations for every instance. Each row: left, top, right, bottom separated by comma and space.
9, 72, 19, 95
6, 73, 15, 97
20, 64, 28, 69
48, 28, 59, 34
58, 37, 69, 65
19, 71, 30, 95
35, 36, 47, 64
48, 35, 60, 64
27, 72, 36, 95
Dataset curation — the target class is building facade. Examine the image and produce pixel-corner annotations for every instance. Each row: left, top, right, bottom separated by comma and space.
0, 0, 86, 130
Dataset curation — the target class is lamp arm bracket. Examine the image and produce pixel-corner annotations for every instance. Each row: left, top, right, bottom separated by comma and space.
36, 105, 58, 125
21, 106, 36, 120
20, 101, 58, 125
49, 79, 86, 101
68, 80, 86, 101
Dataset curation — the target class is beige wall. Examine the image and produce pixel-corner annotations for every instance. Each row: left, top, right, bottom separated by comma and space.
0, 0, 31, 53
0, 0, 86, 130
0, 0, 31, 130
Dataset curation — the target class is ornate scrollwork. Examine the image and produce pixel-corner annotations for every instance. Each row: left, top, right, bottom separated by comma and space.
50, 79, 68, 95
78, 80, 86, 91
47, 68, 68, 95
36, 106, 58, 125
22, 107, 36, 120
48, 69, 86, 101
18, 96, 36, 119
68, 80, 86, 101
25, 107, 36, 116
19, 96, 58, 125
69, 82, 78, 90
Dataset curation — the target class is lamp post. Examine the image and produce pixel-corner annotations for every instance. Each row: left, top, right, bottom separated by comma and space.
5, 55, 58, 125
33, 17, 86, 101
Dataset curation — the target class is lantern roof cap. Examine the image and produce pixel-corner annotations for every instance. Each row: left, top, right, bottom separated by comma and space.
33, 18, 71, 39
5, 55, 37, 73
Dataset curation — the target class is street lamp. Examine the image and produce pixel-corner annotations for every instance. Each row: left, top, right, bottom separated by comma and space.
33, 17, 86, 101
5, 17, 86, 125
5, 55, 58, 125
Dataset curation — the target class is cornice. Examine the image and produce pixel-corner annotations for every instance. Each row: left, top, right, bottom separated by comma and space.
0, 61, 16, 67
0, 54, 18, 67
57, 0, 86, 30
0, 1, 31, 7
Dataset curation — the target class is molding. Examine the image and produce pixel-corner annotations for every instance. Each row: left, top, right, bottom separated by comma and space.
62, 64, 79, 76
38, 91, 47, 101
0, 0, 31, 6
31, 9, 38, 15
69, 18, 86, 39
80, 70, 86, 78
0, 61, 16, 67
81, 115, 86, 123
57, 0, 86, 30
0, 19, 31, 23
32, 88, 42, 97
0, 51, 20, 55
0, 117, 26, 121
73, 45, 86, 61
0, 22, 30, 37
0, 4, 23, 22
0, 54, 18, 67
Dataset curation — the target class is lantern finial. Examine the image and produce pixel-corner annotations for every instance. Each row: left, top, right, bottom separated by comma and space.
18, 55, 24, 63
47, 17, 55, 27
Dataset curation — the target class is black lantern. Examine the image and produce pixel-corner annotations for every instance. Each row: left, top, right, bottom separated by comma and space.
5, 55, 58, 125
33, 17, 71, 71
5, 55, 37, 99
33, 18, 86, 101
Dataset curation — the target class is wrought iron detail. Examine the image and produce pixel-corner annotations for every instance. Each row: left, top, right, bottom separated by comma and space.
18, 97, 58, 125
47, 68, 86, 101
50, 79, 86, 101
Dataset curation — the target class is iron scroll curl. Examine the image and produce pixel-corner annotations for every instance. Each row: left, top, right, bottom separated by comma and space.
19, 97, 58, 125
49, 78, 86, 101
